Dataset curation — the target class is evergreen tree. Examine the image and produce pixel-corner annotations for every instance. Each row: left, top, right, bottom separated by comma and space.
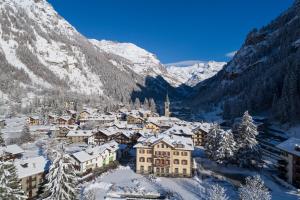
149, 98, 157, 113
43, 146, 78, 200
0, 131, 5, 147
0, 161, 27, 200
134, 98, 141, 109
143, 98, 150, 110
19, 124, 33, 144
236, 111, 261, 167
207, 184, 228, 200
215, 130, 237, 164
239, 175, 271, 200
204, 123, 223, 160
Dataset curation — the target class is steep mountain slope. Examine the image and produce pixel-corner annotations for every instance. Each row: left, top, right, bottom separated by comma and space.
165, 61, 226, 86
0, 0, 181, 109
189, 0, 300, 123
89, 39, 181, 86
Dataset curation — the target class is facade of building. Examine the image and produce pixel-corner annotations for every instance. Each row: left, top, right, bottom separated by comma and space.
277, 137, 300, 188
134, 134, 194, 177
66, 130, 94, 144
72, 141, 118, 175
15, 156, 48, 199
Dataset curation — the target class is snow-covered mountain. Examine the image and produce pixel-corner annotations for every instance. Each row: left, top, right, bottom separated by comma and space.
190, 0, 300, 123
0, 0, 184, 108
89, 39, 181, 86
165, 61, 226, 86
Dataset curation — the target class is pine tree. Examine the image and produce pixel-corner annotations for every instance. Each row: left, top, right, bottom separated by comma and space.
215, 130, 236, 164
19, 124, 33, 144
0, 161, 27, 200
149, 98, 157, 113
0, 131, 5, 147
204, 123, 223, 160
43, 146, 78, 200
236, 111, 261, 167
207, 184, 228, 200
134, 98, 141, 109
239, 175, 271, 200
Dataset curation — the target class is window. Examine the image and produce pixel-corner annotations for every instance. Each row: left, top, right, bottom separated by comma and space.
167, 152, 170, 156
161, 168, 165, 173
181, 160, 188, 165
183, 168, 187, 175
147, 158, 152, 163
147, 150, 152, 154
162, 144, 164, 148
139, 157, 145, 162
161, 160, 165, 164
148, 166, 152, 172
181, 151, 188, 156
173, 152, 176, 155
140, 166, 144, 172
157, 144, 159, 148
175, 168, 179, 174
155, 159, 160, 164
156, 167, 160, 173
166, 167, 169, 173
174, 159, 179, 164
166, 160, 170, 165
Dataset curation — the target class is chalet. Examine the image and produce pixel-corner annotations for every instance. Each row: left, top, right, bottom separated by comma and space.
277, 138, 300, 188
27, 116, 40, 126
144, 121, 161, 133
163, 125, 194, 139
48, 114, 57, 124
66, 130, 94, 144
0, 144, 24, 161
127, 115, 144, 125
57, 116, 75, 125
114, 130, 136, 145
15, 156, 48, 199
134, 134, 194, 177
191, 123, 211, 146
72, 140, 119, 175
93, 127, 121, 144
55, 125, 79, 138
29, 125, 56, 136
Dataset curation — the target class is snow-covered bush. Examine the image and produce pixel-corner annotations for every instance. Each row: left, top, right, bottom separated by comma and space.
207, 184, 228, 200
239, 175, 271, 200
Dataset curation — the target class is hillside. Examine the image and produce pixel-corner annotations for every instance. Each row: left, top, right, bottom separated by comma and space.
189, 0, 300, 123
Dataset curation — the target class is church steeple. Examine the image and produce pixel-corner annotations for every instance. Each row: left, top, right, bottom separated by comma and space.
164, 93, 170, 117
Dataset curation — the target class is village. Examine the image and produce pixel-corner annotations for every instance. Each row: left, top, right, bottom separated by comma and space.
0, 95, 300, 200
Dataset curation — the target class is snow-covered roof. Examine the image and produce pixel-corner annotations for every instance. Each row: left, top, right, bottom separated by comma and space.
15, 156, 48, 179
163, 124, 193, 136
192, 122, 211, 133
277, 137, 300, 157
134, 134, 194, 151
29, 116, 40, 120
96, 127, 121, 136
72, 140, 119, 163
67, 130, 93, 137
58, 115, 72, 121
3, 144, 24, 155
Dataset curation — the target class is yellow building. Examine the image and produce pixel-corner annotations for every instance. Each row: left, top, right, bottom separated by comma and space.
134, 134, 194, 177
143, 122, 160, 133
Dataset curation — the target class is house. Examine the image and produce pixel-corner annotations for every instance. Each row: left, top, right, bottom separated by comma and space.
72, 140, 119, 175
15, 156, 48, 199
27, 116, 40, 126
0, 144, 24, 161
144, 122, 161, 133
57, 116, 75, 125
66, 130, 94, 144
55, 125, 79, 138
134, 134, 194, 177
191, 123, 211, 146
114, 130, 136, 145
163, 124, 194, 139
47, 114, 57, 124
276, 138, 300, 188
93, 127, 121, 144
126, 110, 144, 125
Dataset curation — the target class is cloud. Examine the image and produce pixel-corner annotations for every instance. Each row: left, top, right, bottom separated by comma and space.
225, 50, 237, 58
165, 60, 205, 67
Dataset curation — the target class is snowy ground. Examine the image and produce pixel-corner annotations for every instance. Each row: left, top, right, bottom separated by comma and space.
82, 147, 300, 200
1, 116, 27, 140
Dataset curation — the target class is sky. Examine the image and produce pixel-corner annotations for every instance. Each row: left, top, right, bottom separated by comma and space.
48, 0, 293, 63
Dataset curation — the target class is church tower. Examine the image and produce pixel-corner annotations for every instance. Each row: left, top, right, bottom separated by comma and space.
164, 93, 171, 117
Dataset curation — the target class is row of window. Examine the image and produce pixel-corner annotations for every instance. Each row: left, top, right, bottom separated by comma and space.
155, 151, 170, 156
139, 166, 188, 175
173, 151, 188, 156
139, 149, 188, 157
139, 158, 188, 165
139, 149, 153, 154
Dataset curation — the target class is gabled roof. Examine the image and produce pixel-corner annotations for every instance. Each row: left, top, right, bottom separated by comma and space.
15, 156, 48, 178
